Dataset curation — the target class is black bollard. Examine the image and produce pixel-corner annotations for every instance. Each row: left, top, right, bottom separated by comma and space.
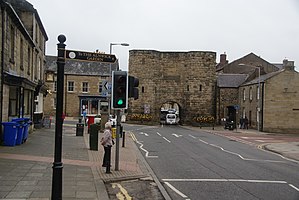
106, 146, 111, 174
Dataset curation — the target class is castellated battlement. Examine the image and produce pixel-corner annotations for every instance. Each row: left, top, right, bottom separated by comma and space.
128, 50, 217, 125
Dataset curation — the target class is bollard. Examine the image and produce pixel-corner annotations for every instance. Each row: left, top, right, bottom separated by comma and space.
89, 124, 98, 150
106, 146, 112, 174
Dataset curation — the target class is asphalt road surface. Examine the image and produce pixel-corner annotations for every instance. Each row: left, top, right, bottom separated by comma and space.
125, 124, 299, 200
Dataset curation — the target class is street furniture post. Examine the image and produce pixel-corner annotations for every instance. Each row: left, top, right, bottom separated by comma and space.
51, 34, 66, 200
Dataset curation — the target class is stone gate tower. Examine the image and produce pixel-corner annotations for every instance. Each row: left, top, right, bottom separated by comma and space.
128, 50, 216, 125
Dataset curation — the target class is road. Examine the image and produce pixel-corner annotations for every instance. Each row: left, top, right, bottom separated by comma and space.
124, 124, 299, 200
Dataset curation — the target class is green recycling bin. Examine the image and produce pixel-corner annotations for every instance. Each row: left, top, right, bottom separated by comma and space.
89, 124, 99, 150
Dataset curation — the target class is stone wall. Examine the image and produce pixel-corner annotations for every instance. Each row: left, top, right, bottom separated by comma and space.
263, 70, 299, 133
128, 50, 216, 125
216, 88, 239, 123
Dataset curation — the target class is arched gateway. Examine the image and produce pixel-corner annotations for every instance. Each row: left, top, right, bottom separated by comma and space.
127, 50, 216, 125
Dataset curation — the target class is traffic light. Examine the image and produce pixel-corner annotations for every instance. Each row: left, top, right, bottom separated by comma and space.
128, 75, 139, 100
111, 71, 128, 109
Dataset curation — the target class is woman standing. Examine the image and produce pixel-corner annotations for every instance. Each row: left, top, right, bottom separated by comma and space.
100, 122, 113, 172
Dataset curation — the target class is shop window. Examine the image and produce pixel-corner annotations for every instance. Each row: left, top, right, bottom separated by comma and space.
81, 99, 100, 115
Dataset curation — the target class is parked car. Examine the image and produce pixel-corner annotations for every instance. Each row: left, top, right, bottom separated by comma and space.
166, 113, 177, 125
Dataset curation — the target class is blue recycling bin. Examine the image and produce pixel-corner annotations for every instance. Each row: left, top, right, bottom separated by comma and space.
15, 123, 24, 145
2, 122, 18, 146
12, 118, 31, 143
22, 118, 31, 143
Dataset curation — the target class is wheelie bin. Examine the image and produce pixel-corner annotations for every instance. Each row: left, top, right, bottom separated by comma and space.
2, 122, 18, 146
15, 123, 24, 145
22, 118, 32, 143
12, 118, 26, 143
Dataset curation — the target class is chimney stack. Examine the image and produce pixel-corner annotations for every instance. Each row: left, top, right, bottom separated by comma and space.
283, 59, 295, 71
220, 53, 228, 65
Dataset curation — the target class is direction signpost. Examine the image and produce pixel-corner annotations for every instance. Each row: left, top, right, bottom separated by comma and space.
65, 49, 116, 63
52, 39, 117, 200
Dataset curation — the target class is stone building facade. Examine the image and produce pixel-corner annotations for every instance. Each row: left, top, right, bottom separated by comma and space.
240, 60, 299, 133
0, 0, 47, 129
44, 55, 118, 118
128, 50, 216, 125
216, 53, 280, 129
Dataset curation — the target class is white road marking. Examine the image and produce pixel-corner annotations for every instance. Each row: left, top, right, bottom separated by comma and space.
189, 134, 196, 139
163, 178, 299, 193
289, 184, 299, 192
139, 132, 149, 136
198, 139, 209, 144
198, 139, 286, 163
163, 178, 299, 195
163, 137, 171, 143
164, 182, 188, 198
162, 178, 287, 184
130, 132, 158, 158
172, 133, 182, 138
157, 132, 162, 136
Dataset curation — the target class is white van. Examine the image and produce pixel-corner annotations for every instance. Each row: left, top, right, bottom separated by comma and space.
166, 114, 177, 125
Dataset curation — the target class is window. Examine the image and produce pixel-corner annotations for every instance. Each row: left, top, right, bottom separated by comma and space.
24, 90, 31, 115
20, 38, 24, 70
256, 85, 260, 100
82, 82, 89, 93
187, 85, 189, 92
27, 47, 31, 75
68, 81, 74, 92
142, 86, 145, 93
54, 81, 57, 92
243, 88, 246, 101
199, 85, 202, 91
249, 87, 253, 101
98, 82, 102, 93
9, 87, 18, 116
10, 25, 15, 62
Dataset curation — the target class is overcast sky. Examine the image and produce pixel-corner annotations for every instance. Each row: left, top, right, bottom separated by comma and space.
27, 0, 299, 72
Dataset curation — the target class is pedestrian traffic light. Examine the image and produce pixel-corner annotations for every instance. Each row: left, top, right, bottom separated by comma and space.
111, 71, 128, 109
128, 76, 139, 100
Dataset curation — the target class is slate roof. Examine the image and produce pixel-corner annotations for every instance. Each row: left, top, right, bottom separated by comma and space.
241, 69, 284, 86
45, 55, 119, 76
217, 74, 248, 88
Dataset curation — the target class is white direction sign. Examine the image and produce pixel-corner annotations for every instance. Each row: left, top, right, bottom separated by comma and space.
102, 81, 111, 94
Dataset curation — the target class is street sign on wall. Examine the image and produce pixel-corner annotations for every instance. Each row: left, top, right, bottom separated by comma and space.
65, 49, 116, 63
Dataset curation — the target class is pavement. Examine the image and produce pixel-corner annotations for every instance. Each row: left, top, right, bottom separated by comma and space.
0, 118, 155, 200
0, 119, 298, 200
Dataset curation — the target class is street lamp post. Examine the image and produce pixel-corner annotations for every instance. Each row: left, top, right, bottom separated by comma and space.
108, 43, 129, 116
109, 43, 129, 171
